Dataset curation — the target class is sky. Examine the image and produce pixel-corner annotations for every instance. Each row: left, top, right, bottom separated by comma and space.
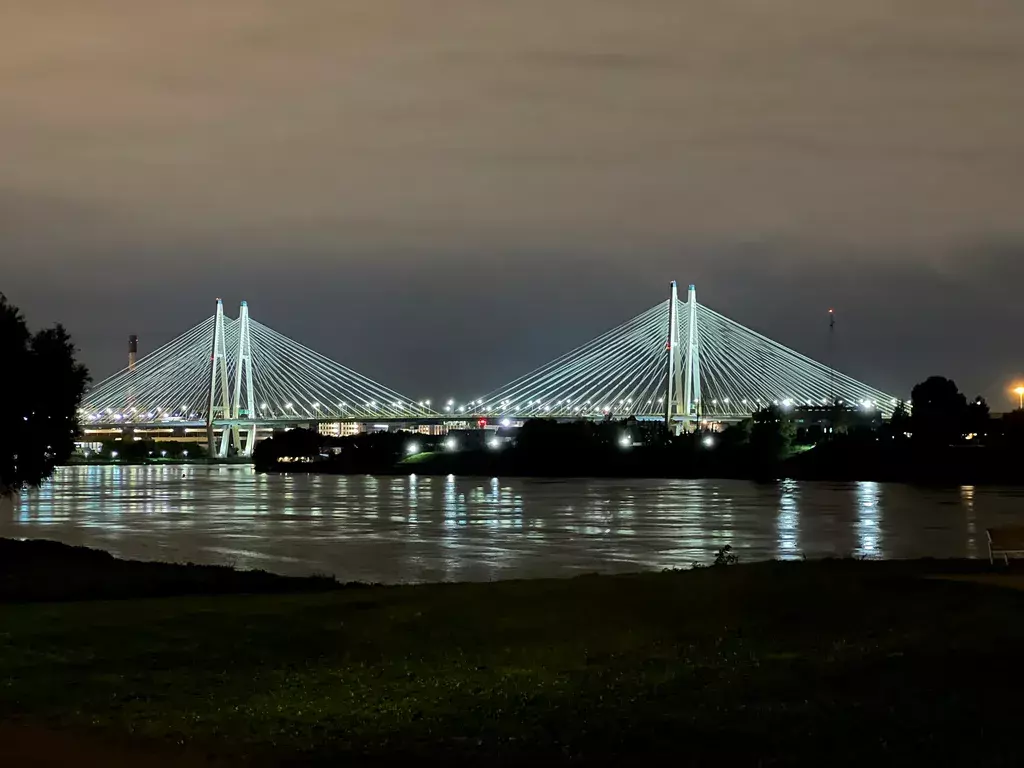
2, 0, 1023, 407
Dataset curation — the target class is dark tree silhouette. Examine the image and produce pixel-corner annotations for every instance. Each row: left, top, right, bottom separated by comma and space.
965, 396, 991, 440
1001, 409, 1024, 445
749, 406, 795, 463
910, 376, 967, 447
1, 295, 89, 496
887, 400, 912, 438
252, 427, 323, 467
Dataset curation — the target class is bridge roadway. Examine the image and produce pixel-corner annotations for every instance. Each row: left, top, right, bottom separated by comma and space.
80, 412, 739, 436
80, 416, 464, 437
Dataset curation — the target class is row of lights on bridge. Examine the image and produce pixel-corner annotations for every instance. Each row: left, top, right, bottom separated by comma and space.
82, 394, 891, 423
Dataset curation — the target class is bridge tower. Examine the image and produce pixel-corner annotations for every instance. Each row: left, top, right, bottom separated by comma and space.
231, 301, 257, 456
682, 284, 702, 425
665, 281, 684, 429
207, 299, 232, 458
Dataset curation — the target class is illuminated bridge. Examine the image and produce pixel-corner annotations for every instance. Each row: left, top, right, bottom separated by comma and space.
81, 284, 898, 456
465, 283, 896, 423
82, 299, 436, 457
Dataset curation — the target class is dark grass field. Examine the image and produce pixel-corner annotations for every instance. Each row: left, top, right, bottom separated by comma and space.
3, 543, 1024, 765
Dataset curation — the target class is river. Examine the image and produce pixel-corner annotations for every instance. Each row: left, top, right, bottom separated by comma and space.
3, 465, 1023, 583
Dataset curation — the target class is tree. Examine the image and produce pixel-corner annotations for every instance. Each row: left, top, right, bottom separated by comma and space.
749, 406, 795, 463
1000, 409, 1024, 446
911, 376, 967, 447
1, 295, 89, 496
965, 396, 991, 441
252, 427, 323, 468
886, 400, 911, 439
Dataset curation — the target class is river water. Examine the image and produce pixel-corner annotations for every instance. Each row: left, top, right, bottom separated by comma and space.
3, 465, 1024, 583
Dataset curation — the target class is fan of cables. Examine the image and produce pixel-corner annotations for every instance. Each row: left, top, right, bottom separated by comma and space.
82, 312, 433, 423
472, 299, 897, 419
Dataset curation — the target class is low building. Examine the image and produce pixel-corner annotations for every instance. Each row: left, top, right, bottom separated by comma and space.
415, 424, 447, 436
317, 422, 364, 438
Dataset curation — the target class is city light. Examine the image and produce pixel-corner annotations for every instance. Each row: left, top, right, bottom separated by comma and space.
488, 437, 501, 450
110, 451, 118, 459
406, 442, 420, 455
500, 418, 511, 428
703, 436, 715, 448
619, 434, 632, 448
445, 437, 458, 451
1015, 386, 1024, 410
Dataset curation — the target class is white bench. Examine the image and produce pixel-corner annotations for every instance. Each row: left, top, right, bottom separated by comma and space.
986, 527, 1024, 565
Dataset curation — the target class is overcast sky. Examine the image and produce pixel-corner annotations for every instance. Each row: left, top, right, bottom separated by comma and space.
3, 0, 1023, 405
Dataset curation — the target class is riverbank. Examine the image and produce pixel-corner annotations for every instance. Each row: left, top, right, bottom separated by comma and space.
3, 540, 1024, 764
257, 444, 1024, 484
251, 426, 1024, 484
0, 538, 340, 601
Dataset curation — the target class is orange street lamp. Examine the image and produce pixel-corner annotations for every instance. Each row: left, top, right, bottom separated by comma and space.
1015, 386, 1024, 410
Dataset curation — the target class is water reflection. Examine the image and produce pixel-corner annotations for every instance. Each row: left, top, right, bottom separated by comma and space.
856, 481, 882, 558
776, 479, 800, 559
4, 467, 1024, 583
962, 485, 977, 558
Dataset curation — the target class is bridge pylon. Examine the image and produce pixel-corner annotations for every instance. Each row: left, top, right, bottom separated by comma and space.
665, 281, 702, 431
682, 284, 702, 427
665, 282, 684, 430
231, 301, 257, 457
207, 299, 232, 458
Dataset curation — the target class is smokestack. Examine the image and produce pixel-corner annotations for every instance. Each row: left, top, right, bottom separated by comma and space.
129, 334, 138, 371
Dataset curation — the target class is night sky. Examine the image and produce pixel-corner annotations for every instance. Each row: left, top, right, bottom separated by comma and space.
3, 1, 1023, 407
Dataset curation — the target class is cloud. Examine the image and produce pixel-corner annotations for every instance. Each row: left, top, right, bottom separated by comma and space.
1, 1, 1022, 401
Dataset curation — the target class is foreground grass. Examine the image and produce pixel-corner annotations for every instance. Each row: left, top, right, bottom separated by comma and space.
4, 561, 1024, 764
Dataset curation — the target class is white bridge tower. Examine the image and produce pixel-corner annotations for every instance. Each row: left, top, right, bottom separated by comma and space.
665, 282, 702, 430
207, 299, 232, 457
231, 301, 257, 457
682, 284, 702, 425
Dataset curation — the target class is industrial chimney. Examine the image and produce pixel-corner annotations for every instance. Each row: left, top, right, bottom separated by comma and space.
128, 334, 138, 370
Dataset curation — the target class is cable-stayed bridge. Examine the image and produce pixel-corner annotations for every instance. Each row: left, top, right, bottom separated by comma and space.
83, 299, 436, 456
467, 283, 896, 422
80, 285, 898, 456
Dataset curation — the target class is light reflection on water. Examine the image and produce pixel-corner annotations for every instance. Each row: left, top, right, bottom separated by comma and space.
857, 481, 881, 557
4, 466, 1024, 583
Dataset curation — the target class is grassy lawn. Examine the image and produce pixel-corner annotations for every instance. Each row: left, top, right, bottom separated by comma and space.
4, 561, 1024, 764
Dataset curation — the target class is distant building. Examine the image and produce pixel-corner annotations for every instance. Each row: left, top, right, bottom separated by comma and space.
415, 424, 447, 436
318, 422, 364, 438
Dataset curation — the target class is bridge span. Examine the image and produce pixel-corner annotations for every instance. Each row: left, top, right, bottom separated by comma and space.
81, 284, 898, 457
